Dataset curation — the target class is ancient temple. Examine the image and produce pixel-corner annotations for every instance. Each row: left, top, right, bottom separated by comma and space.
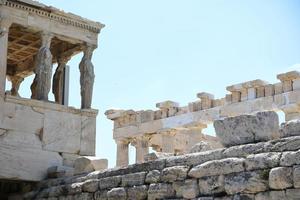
0, 0, 106, 198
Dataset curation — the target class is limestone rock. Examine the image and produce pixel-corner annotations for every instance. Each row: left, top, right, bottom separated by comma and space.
172, 181, 185, 197
214, 111, 279, 147
144, 152, 173, 162
65, 182, 83, 195
99, 176, 122, 190
148, 183, 175, 200
293, 165, 300, 188
182, 179, 199, 199
47, 166, 74, 178
279, 119, 300, 138
269, 167, 293, 189
107, 187, 127, 200
286, 188, 300, 200
145, 170, 160, 184
255, 191, 287, 200
280, 150, 300, 166
245, 152, 280, 171
198, 175, 225, 195
161, 166, 188, 182
74, 156, 108, 175
94, 190, 108, 200
188, 158, 245, 178
82, 179, 99, 192
224, 170, 269, 194
189, 141, 213, 153
122, 172, 146, 187
127, 185, 148, 200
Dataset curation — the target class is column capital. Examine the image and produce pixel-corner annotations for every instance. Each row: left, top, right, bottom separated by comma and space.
116, 138, 130, 145
0, 17, 12, 37
40, 31, 53, 47
57, 56, 71, 65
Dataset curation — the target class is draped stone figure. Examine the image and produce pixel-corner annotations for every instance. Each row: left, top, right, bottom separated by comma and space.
52, 57, 69, 104
31, 33, 53, 100
9, 75, 24, 96
79, 45, 95, 109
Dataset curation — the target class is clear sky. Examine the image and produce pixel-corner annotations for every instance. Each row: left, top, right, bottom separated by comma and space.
16, 0, 300, 167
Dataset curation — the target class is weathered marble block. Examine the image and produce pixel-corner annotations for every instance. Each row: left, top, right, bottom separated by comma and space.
214, 111, 279, 147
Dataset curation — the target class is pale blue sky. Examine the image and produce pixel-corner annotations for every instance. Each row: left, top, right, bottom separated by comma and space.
15, 0, 300, 167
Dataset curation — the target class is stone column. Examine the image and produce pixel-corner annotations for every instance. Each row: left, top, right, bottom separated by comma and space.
79, 44, 95, 109
134, 136, 150, 163
31, 32, 53, 101
52, 57, 70, 104
9, 75, 24, 96
116, 139, 129, 167
0, 18, 11, 97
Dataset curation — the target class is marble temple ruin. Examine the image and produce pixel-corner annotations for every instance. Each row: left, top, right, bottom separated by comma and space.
1, 0, 300, 199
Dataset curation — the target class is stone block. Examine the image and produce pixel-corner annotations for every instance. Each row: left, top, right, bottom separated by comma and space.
182, 179, 199, 199
189, 141, 213, 153
282, 80, 292, 92
121, 172, 146, 187
82, 179, 99, 192
293, 79, 300, 90
148, 183, 175, 200
80, 116, 96, 156
256, 86, 265, 98
47, 165, 74, 178
99, 176, 122, 190
279, 119, 300, 138
74, 156, 108, 175
255, 191, 287, 200
43, 111, 81, 154
225, 94, 232, 104
127, 185, 148, 200
222, 142, 265, 158
274, 82, 283, 94
62, 153, 80, 167
188, 158, 245, 178
156, 101, 179, 109
161, 166, 189, 182
198, 175, 225, 195
286, 188, 300, 200
145, 170, 161, 184
269, 167, 293, 189
231, 91, 241, 103
214, 111, 279, 147
65, 182, 83, 195
107, 187, 127, 200
264, 84, 274, 96
172, 181, 185, 198
94, 190, 108, 200
268, 136, 300, 152
245, 152, 280, 171
293, 165, 300, 188
224, 170, 269, 194
139, 111, 154, 123
280, 150, 300, 166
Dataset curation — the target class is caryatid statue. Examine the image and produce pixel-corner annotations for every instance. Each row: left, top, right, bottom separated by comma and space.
31, 32, 53, 101
79, 44, 95, 109
52, 57, 70, 104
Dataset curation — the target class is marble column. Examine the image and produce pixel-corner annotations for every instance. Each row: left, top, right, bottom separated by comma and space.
79, 44, 95, 109
0, 18, 11, 97
9, 76, 24, 96
31, 32, 53, 101
161, 130, 176, 153
116, 139, 129, 167
134, 136, 149, 163
52, 57, 70, 104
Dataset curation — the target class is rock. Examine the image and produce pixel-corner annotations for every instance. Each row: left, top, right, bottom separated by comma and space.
127, 185, 148, 200
189, 158, 245, 178
198, 175, 225, 195
74, 156, 108, 175
122, 172, 146, 187
94, 190, 108, 200
293, 165, 300, 188
182, 179, 199, 199
161, 166, 189, 182
82, 179, 99, 192
214, 111, 279, 147
189, 141, 213, 153
65, 182, 83, 195
279, 119, 300, 137
286, 188, 300, 200
245, 152, 280, 171
280, 150, 300, 166
224, 170, 269, 194
233, 194, 255, 200
47, 166, 74, 178
269, 167, 293, 189
144, 152, 173, 162
99, 176, 122, 190
269, 136, 300, 152
172, 181, 185, 197
148, 183, 175, 200
222, 142, 266, 158
145, 170, 160, 184
255, 191, 287, 200
107, 187, 127, 200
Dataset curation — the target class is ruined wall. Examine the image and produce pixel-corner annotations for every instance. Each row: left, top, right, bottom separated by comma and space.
0, 95, 97, 182
22, 112, 300, 199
